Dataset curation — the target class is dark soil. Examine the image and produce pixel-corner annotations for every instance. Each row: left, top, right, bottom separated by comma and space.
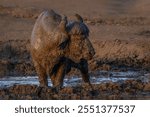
0, 1, 150, 99
0, 80, 150, 100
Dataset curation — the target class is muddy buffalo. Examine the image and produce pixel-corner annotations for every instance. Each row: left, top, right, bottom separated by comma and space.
30, 10, 95, 90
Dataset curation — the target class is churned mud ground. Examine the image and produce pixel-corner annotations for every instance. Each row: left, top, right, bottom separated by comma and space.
0, 80, 150, 100
0, 0, 150, 99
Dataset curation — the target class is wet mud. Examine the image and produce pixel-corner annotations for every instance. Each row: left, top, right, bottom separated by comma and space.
0, 1, 150, 99
0, 71, 150, 100
0, 80, 150, 100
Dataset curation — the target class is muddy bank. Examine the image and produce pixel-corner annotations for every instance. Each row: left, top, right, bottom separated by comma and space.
0, 5, 150, 77
0, 38, 150, 77
0, 80, 150, 100
0, 40, 35, 77
0, 0, 150, 100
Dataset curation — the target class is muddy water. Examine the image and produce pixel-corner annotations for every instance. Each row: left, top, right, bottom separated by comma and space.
0, 70, 150, 100
0, 71, 149, 88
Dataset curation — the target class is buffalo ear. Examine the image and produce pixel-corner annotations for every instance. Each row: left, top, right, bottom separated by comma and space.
75, 14, 83, 23
59, 39, 69, 49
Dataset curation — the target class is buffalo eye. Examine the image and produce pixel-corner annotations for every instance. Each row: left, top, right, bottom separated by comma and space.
58, 39, 69, 49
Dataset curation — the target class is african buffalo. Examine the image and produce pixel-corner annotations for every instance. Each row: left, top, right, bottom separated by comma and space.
30, 10, 95, 90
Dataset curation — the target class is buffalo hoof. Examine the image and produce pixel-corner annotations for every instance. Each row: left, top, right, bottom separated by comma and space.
52, 86, 63, 93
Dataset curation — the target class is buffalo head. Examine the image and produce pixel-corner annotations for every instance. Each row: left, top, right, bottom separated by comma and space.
66, 14, 95, 63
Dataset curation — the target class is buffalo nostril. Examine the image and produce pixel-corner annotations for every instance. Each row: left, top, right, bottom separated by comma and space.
89, 51, 94, 56
93, 51, 95, 55
91, 50, 95, 56
89, 52, 92, 55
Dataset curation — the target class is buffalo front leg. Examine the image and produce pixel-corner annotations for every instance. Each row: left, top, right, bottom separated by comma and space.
51, 63, 66, 91
34, 62, 48, 87
79, 59, 93, 90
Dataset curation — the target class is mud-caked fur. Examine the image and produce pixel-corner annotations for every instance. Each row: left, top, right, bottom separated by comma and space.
30, 10, 95, 90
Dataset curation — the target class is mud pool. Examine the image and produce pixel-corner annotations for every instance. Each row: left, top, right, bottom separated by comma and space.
0, 70, 150, 100
0, 71, 149, 88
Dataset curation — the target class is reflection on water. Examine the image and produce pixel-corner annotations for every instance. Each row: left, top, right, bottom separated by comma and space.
0, 71, 149, 88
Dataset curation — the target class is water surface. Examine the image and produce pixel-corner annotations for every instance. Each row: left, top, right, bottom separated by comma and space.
0, 71, 149, 88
